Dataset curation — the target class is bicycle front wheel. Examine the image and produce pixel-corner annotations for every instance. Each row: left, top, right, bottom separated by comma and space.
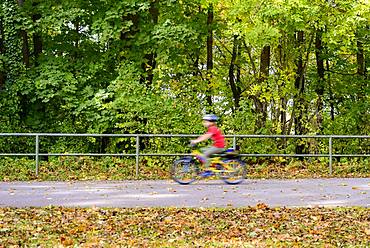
171, 158, 199, 185
220, 159, 246, 185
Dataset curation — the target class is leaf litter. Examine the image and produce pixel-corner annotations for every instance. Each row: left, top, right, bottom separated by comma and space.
0, 206, 368, 247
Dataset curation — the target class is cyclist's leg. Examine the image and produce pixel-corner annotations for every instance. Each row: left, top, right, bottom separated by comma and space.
202, 146, 224, 169
199, 147, 209, 165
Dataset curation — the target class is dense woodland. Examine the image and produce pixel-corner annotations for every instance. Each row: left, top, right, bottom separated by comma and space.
0, 0, 369, 155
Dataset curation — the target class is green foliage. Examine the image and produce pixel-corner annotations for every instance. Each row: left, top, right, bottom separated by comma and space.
0, 0, 369, 158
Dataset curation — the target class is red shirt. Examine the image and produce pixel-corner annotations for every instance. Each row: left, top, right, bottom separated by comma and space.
207, 126, 225, 148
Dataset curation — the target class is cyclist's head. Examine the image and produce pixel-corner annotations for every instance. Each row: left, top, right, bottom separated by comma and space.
202, 114, 218, 123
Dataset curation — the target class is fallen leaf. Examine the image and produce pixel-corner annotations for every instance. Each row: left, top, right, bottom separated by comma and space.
60, 236, 73, 246
256, 203, 269, 209
167, 188, 176, 193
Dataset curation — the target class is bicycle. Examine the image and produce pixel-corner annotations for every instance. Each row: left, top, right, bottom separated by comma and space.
171, 146, 246, 185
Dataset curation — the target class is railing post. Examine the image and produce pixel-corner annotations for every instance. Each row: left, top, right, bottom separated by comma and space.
35, 134, 40, 177
136, 135, 139, 178
233, 135, 236, 149
329, 136, 333, 175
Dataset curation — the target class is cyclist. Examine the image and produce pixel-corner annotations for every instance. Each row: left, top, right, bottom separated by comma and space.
190, 114, 225, 173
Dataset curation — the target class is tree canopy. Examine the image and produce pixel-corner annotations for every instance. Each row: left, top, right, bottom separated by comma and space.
0, 0, 369, 152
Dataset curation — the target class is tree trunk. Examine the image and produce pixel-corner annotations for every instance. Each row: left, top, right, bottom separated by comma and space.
206, 5, 213, 107
17, 0, 30, 67
193, 48, 200, 76
0, 18, 4, 55
260, 46, 270, 80
295, 32, 305, 94
281, 99, 289, 137
357, 40, 366, 77
315, 30, 325, 132
294, 31, 306, 154
32, 5, 43, 64
255, 45, 270, 130
140, 0, 158, 87
0, 17, 5, 88
72, 20, 80, 60
228, 35, 241, 111
326, 60, 335, 121
74, 21, 80, 49
19, 30, 29, 67
277, 42, 288, 137
356, 39, 367, 95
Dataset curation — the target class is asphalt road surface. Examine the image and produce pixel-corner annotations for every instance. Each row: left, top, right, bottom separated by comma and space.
0, 178, 369, 208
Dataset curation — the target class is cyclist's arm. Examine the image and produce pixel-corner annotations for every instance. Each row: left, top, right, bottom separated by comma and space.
191, 133, 212, 144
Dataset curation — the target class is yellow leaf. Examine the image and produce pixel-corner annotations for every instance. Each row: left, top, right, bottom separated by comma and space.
60, 236, 73, 246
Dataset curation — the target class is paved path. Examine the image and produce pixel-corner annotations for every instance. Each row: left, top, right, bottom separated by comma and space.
0, 178, 369, 208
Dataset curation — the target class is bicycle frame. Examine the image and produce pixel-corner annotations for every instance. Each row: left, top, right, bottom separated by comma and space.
171, 147, 246, 185
191, 149, 236, 173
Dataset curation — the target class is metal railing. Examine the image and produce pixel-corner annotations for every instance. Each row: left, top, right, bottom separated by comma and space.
0, 133, 369, 177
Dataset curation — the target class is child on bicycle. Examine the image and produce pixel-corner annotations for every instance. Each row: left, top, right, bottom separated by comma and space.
190, 114, 225, 170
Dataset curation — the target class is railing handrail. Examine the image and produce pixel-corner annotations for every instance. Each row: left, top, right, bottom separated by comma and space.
1, 133, 369, 138
0, 133, 369, 177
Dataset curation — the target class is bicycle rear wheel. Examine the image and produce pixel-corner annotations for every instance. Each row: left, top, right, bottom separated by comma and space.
220, 159, 246, 184
171, 158, 199, 185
